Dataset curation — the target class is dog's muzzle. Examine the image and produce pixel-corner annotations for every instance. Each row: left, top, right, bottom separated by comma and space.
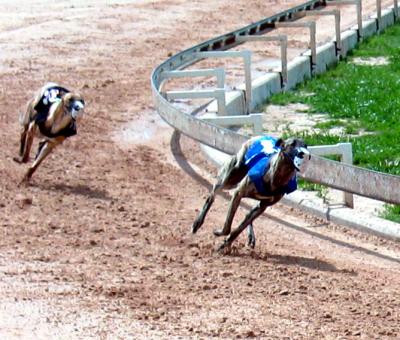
293, 147, 311, 171
71, 100, 85, 119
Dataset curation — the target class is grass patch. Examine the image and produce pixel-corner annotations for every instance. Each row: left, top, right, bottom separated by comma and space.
380, 204, 400, 224
267, 23, 400, 222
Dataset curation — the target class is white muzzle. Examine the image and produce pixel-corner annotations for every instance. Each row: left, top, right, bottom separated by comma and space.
71, 100, 85, 119
294, 147, 310, 171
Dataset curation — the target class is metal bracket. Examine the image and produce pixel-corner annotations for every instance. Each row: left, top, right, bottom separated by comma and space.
309, 143, 354, 208
201, 113, 264, 135
160, 68, 226, 89
275, 21, 317, 73
194, 51, 252, 114
327, 0, 362, 39
297, 10, 342, 57
236, 35, 288, 88
165, 89, 227, 116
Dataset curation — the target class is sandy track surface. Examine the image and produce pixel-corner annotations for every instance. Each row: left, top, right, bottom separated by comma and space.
0, 1, 399, 338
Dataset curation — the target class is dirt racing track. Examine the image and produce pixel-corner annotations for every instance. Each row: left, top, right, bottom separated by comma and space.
0, 1, 400, 338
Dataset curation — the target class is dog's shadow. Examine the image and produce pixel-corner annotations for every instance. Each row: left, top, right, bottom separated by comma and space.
40, 182, 112, 201
225, 249, 354, 275
266, 253, 352, 274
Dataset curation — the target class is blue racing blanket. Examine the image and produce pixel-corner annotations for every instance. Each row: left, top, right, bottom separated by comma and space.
244, 136, 297, 196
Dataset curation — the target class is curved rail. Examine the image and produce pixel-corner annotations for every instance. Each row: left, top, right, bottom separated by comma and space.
151, 1, 400, 206
151, 0, 324, 152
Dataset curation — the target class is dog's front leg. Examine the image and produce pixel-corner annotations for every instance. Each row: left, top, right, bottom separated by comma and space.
247, 223, 256, 249
13, 126, 28, 164
21, 137, 63, 183
14, 121, 37, 164
218, 200, 269, 252
213, 185, 244, 237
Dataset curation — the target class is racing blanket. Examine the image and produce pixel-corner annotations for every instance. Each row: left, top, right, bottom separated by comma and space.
34, 85, 77, 138
244, 136, 297, 196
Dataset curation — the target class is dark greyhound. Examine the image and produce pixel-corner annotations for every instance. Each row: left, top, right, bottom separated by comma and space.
191, 135, 310, 251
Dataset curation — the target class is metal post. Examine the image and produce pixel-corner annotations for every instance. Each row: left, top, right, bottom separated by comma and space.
339, 143, 354, 208
236, 35, 288, 88
281, 37, 288, 88
357, 0, 363, 39
395, 0, 399, 19
243, 52, 252, 114
377, 0, 382, 32
310, 22, 317, 72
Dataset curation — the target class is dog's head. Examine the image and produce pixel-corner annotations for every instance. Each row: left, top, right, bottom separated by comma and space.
282, 137, 311, 171
63, 92, 85, 120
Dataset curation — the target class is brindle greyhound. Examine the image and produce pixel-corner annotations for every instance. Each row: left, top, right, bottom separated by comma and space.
191, 136, 310, 251
14, 83, 85, 183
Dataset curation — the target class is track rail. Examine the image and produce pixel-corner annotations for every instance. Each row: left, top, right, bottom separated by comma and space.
151, 0, 400, 206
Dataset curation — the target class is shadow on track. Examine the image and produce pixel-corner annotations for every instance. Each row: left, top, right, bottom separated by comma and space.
39, 182, 112, 201
226, 250, 353, 274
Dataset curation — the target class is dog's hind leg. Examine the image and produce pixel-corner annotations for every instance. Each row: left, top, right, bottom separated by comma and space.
218, 200, 269, 251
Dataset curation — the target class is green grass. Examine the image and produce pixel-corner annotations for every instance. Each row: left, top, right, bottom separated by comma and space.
266, 23, 400, 222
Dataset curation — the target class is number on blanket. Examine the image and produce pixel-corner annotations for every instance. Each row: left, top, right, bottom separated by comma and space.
42, 89, 60, 105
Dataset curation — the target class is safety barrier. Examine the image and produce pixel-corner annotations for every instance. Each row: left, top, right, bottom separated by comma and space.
151, 0, 400, 211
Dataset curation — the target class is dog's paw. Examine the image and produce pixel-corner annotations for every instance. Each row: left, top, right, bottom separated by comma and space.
13, 156, 23, 164
216, 240, 233, 254
18, 175, 32, 187
213, 228, 229, 237
13, 156, 30, 164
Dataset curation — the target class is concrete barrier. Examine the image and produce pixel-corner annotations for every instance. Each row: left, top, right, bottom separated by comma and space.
314, 42, 338, 74
340, 30, 358, 57
286, 56, 312, 90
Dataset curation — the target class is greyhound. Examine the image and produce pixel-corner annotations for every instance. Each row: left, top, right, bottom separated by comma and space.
14, 82, 85, 183
191, 135, 310, 251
